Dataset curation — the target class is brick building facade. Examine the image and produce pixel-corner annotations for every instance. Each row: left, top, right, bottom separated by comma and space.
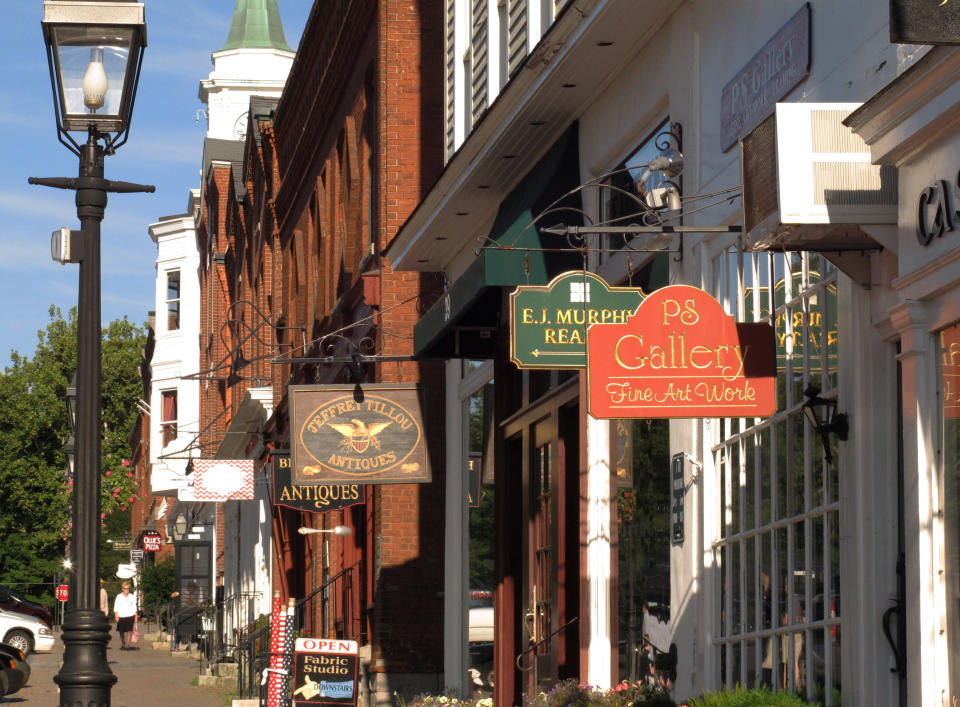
193, 1, 449, 701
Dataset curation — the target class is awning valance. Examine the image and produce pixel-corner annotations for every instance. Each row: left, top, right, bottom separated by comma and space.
413, 124, 583, 358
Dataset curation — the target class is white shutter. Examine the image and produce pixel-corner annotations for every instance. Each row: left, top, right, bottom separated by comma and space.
507, 0, 527, 77
444, 0, 457, 162
471, 0, 489, 126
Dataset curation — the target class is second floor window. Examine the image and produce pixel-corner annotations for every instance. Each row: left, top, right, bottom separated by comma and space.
161, 390, 177, 446
166, 270, 180, 331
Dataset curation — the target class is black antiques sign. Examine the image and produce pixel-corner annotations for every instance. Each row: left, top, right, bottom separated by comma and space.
671, 453, 685, 546
720, 4, 810, 151
293, 638, 359, 706
291, 385, 430, 485
271, 452, 364, 513
891, 0, 960, 45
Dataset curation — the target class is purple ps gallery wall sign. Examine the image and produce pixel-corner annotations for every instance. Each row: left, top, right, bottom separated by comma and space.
720, 3, 810, 151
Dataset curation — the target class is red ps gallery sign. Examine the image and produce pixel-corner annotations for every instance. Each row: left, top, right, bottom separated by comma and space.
587, 285, 776, 418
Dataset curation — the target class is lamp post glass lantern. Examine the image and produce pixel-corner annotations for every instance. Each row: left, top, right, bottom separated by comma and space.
42, 1, 147, 147
34, 3, 151, 704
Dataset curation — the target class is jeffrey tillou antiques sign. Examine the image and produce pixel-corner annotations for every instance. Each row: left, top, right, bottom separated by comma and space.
510, 271, 646, 369
271, 452, 364, 512
293, 638, 359, 706
291, 385, 430, 485
720, 3, 810, 151
586, 285, 777, 419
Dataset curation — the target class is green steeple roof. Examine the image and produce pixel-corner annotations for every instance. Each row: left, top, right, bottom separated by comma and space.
218, 0, 293, 52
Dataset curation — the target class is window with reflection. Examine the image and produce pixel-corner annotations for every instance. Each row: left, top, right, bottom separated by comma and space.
599, 120, 671, 267
616, 418, 671, 685
712, 247, 840, 704
941, 321, 960, 700
161, 390, 177, 446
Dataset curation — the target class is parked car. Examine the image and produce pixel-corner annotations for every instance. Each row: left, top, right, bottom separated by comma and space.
0, 653, 26, 697
0, 585, 54, 629
468, 590, 494, 689
469, 600, 494, 644
0, 609, 55, 655
0, 643, 30, 686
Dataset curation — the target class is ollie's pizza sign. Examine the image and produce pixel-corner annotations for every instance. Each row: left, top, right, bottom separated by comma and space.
586, 285, 776, 418
141, 531, 163, 552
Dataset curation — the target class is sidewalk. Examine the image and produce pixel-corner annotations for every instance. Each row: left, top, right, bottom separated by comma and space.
7, 629, 235, 706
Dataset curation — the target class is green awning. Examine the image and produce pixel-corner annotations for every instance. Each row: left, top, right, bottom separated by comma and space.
414, 124, 583, 358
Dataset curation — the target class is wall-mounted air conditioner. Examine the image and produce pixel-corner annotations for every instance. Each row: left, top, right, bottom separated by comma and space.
741, 103, 897, 253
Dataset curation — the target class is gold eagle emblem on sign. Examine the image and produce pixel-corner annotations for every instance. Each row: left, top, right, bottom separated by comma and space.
328, 419, 393, 454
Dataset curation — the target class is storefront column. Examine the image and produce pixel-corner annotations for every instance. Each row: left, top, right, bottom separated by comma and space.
586, 413, 612, 688
443, 358, 469, 695
890, 300, 947, 705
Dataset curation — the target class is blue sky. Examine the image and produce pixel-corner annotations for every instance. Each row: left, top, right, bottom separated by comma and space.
0, 1, 312, 365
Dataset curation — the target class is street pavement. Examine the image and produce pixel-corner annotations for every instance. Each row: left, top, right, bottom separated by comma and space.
5, 628, 234, 706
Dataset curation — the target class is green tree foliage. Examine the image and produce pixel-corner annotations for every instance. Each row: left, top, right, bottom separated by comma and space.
138, 556, 176, 615
0, 307, 146, 605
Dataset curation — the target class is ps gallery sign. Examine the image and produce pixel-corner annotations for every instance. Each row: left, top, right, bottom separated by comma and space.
586, 285, 776, 419
291, 384, 430, 485
271, 451, 364, 512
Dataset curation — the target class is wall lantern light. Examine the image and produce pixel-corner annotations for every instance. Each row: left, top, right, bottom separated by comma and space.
802, 385, 848, 463
173, 514, 188, 538
65, 373, 77, 432
64, 435, 75, 478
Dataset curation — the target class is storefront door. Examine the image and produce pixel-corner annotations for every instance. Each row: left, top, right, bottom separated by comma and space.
501, 379, 580, 697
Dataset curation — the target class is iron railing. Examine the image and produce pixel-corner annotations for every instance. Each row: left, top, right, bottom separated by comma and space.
235, 562, 362, 701
197, 590, 264, 671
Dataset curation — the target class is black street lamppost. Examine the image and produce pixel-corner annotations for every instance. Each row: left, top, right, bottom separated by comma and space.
31, 2, 151, 704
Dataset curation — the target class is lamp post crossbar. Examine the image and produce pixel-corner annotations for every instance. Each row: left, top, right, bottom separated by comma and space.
30, 133, 153, 706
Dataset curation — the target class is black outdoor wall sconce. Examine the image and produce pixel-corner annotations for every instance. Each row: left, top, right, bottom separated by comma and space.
802, 385, 848, 463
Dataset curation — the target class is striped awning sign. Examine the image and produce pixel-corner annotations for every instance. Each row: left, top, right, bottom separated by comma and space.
193, 459, 255, 501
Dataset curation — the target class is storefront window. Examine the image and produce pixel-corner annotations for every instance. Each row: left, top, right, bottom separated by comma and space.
712, 248, 841, 704
616, 418, 671, 685
941, 321, 960, 699
464, 364, 495, 690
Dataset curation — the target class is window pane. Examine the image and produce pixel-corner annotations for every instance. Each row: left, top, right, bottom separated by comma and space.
792, 521, 805, 624
732, 541, 741, 635
731, 441, 741, 534
811, 515, 824, 625
167, 270, 181, 331
760, 427, 772, 525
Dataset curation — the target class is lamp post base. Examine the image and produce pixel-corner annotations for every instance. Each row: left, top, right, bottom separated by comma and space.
54, 608, 116, 707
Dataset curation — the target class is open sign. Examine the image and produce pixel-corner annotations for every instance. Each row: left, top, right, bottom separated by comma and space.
293, 638, 359, 705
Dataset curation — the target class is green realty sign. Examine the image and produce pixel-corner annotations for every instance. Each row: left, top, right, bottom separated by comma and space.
510, 271, 645, 369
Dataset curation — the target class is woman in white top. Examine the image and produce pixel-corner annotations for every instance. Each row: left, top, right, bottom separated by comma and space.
113, 582, 138, 650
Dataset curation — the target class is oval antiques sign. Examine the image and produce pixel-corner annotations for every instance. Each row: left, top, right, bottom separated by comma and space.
291, 385, 430, 485
586, 285, 776, 418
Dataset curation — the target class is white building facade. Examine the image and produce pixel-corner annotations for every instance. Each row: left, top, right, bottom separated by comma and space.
390, 1, 959, 705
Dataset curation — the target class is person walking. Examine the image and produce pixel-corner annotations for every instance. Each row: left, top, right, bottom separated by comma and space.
113, 582, 138, 650
99, 580, 109, 617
